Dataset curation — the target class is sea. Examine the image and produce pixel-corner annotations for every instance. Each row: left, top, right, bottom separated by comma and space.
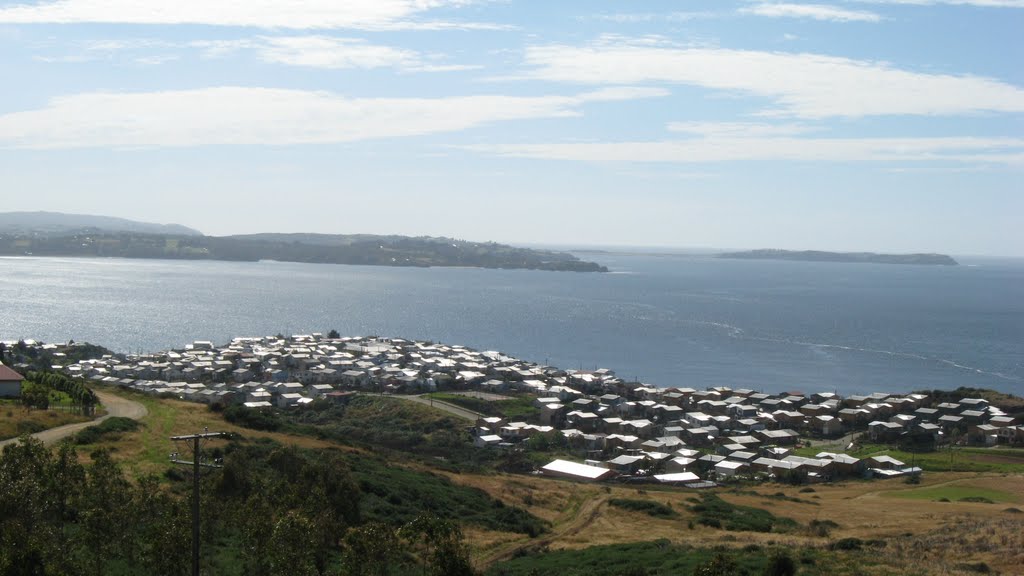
1, 253, 1021, 397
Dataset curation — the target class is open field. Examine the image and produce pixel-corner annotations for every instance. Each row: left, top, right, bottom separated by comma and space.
0, 401, 92, 440
71, 388, 1024, 574
444, 465, 1024, 573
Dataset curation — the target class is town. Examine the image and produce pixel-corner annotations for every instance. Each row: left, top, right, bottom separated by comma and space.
5, 334, 1022, 487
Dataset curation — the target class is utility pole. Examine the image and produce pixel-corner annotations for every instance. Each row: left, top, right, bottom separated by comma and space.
170, 429, 226, 576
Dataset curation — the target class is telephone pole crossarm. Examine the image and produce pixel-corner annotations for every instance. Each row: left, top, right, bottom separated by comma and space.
170, 430, 227, 576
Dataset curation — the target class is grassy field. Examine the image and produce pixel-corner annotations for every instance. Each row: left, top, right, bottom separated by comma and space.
0, 400, 92, 439
795, 441, 1024, 474
74, 387, 1024, 575
884, 484, 1019, 503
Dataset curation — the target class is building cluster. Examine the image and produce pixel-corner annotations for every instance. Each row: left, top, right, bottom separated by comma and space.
472, 382, 1022, 485
5, 335, 1022, 487
44, 334, 606, 410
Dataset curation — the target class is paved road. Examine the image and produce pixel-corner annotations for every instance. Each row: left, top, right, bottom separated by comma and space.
388, 394, 484, 421
0, 390, 148, 449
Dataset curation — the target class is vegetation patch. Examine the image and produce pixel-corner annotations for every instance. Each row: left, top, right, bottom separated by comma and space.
689, 493, 798, 533
0, 403, 92, 440
884, 485, 1017, 504
608, 498, 678, 518
486, 540, 801, 576
427, 393, 541, 421
74, 416, 141, 445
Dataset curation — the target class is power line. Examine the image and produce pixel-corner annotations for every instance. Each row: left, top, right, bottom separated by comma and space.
170, 429, 226, 576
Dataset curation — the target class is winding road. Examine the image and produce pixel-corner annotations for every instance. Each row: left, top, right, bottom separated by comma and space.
0, 390, 148, 449
388, 393, 485, 421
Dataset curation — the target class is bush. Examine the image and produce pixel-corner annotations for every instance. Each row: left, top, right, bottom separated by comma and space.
764, 552, 797, 576
690, 494, 797, 533
608, 499, 678, 518
829, 538, 863, 551
807, 519, 839, 537
223, 404, 282, 431
16, 421, 46, 434
74, 416, 140, 444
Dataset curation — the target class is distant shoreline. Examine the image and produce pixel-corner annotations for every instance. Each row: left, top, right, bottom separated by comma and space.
718, 249, 958, 266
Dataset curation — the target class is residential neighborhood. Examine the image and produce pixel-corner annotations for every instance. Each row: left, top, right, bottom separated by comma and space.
5, 335, 1023, 488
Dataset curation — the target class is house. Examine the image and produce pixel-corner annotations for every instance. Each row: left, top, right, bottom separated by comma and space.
653, 471, 701, 484
868, 420, 904, 442
714, 460, 749, 479
757, 428, 800, 446
606, 454, 646, 474
0, 364, 23, 398
811, 415, 843, 436
541, 459, 616, 482
474, 434, 504, 448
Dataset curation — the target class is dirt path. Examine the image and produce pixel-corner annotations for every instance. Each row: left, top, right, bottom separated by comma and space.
0, 390, 148, 449
479, 494, 610, 567
389, 394, 484, 421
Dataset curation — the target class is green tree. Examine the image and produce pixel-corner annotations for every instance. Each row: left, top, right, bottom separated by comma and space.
267, 511, 319, 576
74, 449, 131, 576
400, 515, 476, 576
341, 522, 402, 576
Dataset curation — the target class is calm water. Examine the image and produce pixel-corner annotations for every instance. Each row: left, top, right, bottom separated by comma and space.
1, 254, 1021, 396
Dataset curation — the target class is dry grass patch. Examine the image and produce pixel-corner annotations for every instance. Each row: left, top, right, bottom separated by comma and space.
0, 405, 92, 440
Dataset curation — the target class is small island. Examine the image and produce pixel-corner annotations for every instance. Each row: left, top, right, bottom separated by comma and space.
718, 249, 958, 266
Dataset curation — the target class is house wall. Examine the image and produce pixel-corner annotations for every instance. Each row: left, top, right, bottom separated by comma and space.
0, 380, 21, 398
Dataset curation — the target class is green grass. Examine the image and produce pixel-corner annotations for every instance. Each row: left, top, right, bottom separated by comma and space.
885, 485, 1018, 503
426, 393, 541, 421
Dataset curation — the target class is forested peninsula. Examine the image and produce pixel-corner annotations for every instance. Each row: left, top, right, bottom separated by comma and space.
0, 229, 607, 272
718, 249, 958, 266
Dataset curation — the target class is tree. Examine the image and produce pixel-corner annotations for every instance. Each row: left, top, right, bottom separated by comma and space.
267, 511, 319, 576
399, 516, 476, 576
327, 329, 340, 339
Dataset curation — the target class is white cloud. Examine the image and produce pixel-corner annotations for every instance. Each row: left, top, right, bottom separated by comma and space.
517, 41, 1024, 118
741, 3, 882, 21
667, 121, 818, 137
587, 12, 718, 23
0, 0, 503, 30
853, 0, 1024, 7
465, 135, 1024, 165
252, 36, 476, 71
0, 86, 666, 149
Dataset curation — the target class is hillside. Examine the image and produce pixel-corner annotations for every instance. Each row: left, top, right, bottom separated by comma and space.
0, 229, 608, 272
0, 211, 202, 236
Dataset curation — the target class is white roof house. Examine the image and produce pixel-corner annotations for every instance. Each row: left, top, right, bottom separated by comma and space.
541, 459, 616, 482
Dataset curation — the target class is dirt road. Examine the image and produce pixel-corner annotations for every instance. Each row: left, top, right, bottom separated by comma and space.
388, 394, 484, 421
0, 390, 148, 449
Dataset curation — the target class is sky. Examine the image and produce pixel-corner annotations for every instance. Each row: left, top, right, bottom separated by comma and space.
0, 1, 1021, 256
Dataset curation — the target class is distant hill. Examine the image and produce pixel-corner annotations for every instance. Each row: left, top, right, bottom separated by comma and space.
0, 211, 202, 236
718, 249, 958, 266
0, 228, 608, 272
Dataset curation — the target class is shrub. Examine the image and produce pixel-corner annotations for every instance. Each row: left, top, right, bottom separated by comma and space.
764, 552, 797, 576
689, 494, 798, 533
16, 421, 46, 434
74, 416, 140, 444
959, 497, 995, 504
829, 538, 863, 551
608, 499, 678, 518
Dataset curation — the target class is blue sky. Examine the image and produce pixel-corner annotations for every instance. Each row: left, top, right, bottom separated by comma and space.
0, 1, 1021, 256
